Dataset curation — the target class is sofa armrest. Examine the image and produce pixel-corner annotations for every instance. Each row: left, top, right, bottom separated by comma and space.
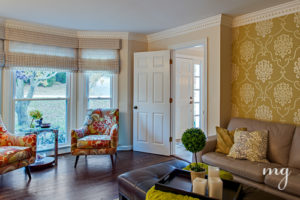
194, 135, 217, 163
0, 132, 37, 157
71, 128, 87, 152
110, 124, 119, 148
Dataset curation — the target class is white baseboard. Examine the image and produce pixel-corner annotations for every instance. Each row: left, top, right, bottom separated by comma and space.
117, 145, 133, 151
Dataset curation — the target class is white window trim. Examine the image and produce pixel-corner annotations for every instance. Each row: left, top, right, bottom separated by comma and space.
2, 69, 76, 148
76, 72, 118, 128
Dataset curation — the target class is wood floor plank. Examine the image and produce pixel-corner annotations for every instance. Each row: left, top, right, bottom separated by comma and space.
0, 151, 174, 200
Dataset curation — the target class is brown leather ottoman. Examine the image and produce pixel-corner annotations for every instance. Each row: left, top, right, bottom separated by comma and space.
118, 159, 189, 200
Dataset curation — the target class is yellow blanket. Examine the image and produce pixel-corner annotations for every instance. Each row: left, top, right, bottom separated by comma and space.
146, 163, 233, 200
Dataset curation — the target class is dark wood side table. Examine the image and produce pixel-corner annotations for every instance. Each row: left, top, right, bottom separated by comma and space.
24, 127, 59, 169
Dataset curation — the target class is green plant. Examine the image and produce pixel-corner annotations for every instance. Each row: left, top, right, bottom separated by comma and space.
182, 128, 206, 172
29, 110, 43, 128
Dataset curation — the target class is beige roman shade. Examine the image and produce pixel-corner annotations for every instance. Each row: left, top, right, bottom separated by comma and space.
78, 38, 121, 73
0, 25, 4, 67
4, 26, 78, 71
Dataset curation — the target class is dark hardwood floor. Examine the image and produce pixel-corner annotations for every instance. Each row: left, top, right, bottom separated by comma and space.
0, 151, 174, 200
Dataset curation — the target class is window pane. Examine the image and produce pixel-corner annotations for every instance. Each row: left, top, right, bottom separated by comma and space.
194, 64, 200, 76
194, 90, 200, 103
15, 100, 67, 147
88, 99, 111, 109
194, 103, 200, 115
15, 71, 67, 99
194, 77, 200, 90
88, 73, 111, 98
194, 116, 200, 128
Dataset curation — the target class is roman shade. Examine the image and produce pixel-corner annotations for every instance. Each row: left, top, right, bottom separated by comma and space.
0, 25, 4, 67
0, 22, 122, 72
78, 38, 121, 73
4, 26, 78, 71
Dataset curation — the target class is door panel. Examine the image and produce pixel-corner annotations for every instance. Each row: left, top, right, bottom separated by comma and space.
175, 58, 194, 140
133, 50, 170, 155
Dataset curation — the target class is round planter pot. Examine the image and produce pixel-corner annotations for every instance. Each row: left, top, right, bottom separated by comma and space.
190, 169, 206, 182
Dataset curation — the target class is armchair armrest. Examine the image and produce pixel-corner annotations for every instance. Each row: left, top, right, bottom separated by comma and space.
194, 135, 217, 163
110, 124, 119, 148
71, 128, 87, 152
0, 132, 37, 157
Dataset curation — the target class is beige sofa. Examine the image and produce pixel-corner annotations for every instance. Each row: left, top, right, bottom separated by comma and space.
196, 118, 300, 200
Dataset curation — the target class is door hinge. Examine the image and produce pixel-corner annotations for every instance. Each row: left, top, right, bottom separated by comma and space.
169, 98, 173, 103
169, 59, 173, 65
169, 137, 173, 142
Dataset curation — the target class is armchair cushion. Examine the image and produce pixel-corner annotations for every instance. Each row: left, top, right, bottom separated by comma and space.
77, 135, 111, 149
85, 109, 119, 135
0, 146, 33, 167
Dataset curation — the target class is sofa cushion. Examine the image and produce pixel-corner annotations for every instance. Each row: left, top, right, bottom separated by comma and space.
264, 168, 300, 197
0, 146, 32, 167
77, 135, 111, 149
288, 127, 300, 169
227, 118, 296, 166
202, 152, 281, 183
118, 159, 189, 200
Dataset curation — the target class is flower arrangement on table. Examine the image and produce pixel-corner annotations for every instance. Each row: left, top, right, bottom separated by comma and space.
29, 110, 43, 128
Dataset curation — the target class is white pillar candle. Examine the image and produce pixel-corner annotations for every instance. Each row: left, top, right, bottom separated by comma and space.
192, 177, 207, 196
208, 177, 223, 200
208, 166, 220, 178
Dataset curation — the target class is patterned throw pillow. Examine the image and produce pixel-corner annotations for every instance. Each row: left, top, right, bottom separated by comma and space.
215, 127, 247, 154
228, 130, 269, 163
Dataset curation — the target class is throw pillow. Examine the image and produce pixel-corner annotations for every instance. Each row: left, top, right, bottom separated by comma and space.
215, 127, 247, 154
228, 130, 269, 163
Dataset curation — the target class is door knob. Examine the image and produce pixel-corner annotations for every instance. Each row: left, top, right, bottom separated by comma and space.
133, 106, 138, 109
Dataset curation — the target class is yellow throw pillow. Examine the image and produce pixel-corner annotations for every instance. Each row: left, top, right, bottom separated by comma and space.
228, 130, 269, 163
215, 127, 247, 154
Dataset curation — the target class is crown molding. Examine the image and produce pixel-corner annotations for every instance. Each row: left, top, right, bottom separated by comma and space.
4, 19, 77, 37
232, 0, 300, 27
147, 14, 226, 42
128, 33, 148, 42
77, 31, 129, 39
147, 14, 232, 42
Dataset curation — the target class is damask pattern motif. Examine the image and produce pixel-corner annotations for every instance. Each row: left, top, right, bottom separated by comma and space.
255, 105, 273, 121
232, 13, 300, 125
274, 34, 293, 58
255, 60, 273, 82
240, 83, 254, 104
255, 20, 273, 37
240, 41, 255, 62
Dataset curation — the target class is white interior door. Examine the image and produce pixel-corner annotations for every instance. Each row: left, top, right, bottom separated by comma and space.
175, 57, 194, 140
133, 50, 171, 155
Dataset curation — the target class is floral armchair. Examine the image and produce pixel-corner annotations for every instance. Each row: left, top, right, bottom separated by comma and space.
0, 117, 36, 179
71, 108, 119, 168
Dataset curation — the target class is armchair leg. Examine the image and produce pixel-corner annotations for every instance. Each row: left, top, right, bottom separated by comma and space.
110, 154, 115, 168
25, 166, 31, 180
74, 156, 80, 168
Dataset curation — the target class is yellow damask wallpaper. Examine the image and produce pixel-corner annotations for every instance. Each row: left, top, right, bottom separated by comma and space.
232, 12, 300, 125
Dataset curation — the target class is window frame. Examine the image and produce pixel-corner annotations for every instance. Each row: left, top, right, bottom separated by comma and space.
77, 72, 118, 127
7, 70, 74, 148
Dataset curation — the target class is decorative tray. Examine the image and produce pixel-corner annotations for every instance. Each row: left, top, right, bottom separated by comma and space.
155, 169, 242, 200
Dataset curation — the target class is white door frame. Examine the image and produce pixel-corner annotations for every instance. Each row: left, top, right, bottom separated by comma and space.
168, 38, 208, 156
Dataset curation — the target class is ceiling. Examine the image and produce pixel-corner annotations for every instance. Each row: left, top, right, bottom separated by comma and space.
0, 0, 293, 34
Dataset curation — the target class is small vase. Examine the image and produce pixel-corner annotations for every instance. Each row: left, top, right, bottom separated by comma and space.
191, 169, 206, 182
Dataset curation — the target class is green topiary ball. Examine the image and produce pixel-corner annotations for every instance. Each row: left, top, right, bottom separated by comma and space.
181, 128, 206, 153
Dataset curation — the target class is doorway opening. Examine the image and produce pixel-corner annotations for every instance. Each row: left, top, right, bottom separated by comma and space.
171, 42, 207, 162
